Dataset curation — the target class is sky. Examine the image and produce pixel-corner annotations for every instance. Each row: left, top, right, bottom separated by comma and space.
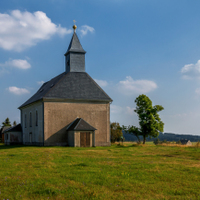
0, 0, 200, 135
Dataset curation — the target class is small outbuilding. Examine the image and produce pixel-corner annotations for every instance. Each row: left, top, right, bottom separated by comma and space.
4, 124, 22, 145
67, 118, 96, 147
180, 139, 192, 146
0, 126, 11, 143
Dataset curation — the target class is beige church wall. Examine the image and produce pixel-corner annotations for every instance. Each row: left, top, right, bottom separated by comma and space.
44, 101, 110, 146
20, 101, 44, 145
4, 132, 22, 145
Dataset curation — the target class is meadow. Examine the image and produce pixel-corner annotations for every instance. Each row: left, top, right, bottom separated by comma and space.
0, 142, 199, 200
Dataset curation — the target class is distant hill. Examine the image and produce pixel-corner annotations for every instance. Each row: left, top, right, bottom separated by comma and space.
123, 131, 200, 142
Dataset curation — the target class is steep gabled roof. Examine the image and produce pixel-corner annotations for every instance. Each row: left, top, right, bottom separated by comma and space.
19, 72, 112, 109
67, 118, 96, 131
65, 32, 86, 55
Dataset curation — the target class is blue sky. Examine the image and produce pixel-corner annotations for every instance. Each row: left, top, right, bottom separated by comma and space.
0, 0, 200, 135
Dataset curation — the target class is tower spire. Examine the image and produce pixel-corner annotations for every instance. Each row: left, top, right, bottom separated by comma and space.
64, 22, 86, 73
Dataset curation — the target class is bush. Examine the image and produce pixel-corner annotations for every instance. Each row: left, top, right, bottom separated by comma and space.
176, 140, 182, 144
153, 138, 161, 145
195, 141, 200, 148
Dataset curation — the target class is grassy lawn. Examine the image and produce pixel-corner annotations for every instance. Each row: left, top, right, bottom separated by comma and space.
0, 143, 199, 200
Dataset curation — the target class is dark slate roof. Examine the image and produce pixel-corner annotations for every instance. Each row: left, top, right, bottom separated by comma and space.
65, 32, 86, 55
67, 118, 96, 131
3, 124, 22, 133
19, 72, 112, 109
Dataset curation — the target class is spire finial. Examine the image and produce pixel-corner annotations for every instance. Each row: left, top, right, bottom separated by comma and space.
73, 20, 77, 32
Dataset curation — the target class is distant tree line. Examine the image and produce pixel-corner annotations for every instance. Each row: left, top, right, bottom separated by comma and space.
123, 132, 200, 143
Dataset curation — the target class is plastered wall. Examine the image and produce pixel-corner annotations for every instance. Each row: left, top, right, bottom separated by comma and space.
44, 101, 110, 146
20, 101, 44, 145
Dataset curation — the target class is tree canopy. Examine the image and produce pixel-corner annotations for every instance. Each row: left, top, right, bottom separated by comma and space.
110, 122, 123, 143
123, 94, 164, 144
135, 94, 164, 144
2, 117, 11, 127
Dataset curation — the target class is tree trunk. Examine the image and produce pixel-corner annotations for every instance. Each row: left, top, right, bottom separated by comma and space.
136, 135, 141, 144
143, 135, 146, 144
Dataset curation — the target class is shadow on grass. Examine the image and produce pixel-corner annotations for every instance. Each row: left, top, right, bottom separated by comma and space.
0, 144, 48, 150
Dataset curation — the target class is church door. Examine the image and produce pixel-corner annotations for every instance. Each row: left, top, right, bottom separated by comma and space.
80, 132, 90, 147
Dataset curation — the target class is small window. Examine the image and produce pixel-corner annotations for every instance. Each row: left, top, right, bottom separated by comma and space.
36, 111, 38, 126
30, 112, 32, 127
25, 114, 27, 128
6, 134, 8, 140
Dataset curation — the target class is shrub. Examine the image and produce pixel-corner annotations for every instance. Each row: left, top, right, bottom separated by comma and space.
176, 140, 182, 144
153, 138, 161, 145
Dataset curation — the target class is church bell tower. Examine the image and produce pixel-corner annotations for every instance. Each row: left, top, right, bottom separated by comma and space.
64, 24, 86, 73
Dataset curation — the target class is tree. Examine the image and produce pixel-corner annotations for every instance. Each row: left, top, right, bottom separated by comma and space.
2, 118, 11, 127
134, 94, 164, 144
13, 121, 17, 126
110, 122, 123, 143
122, 125, 141, 144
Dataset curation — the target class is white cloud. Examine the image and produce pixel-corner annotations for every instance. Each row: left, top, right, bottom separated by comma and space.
94, 79, 108, 87
111, 105, 135, 116
80, 25, 95, 36
126, 106, 135, 115
181, 60, 200, 79
195, 88, 200, 95
37, 81, 45, 85
0, 59, 31, 69
0, 10, 72, 51
118, 76, 157, 95
111, 105, 123, 114
8, 86, 30, 95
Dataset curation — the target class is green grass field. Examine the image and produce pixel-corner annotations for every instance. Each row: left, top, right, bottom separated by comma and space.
0, 142, 199, 200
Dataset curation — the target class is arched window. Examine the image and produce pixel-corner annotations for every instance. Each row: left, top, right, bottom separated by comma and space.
30, 112, 32, 127
36, 110, 38, 126
25, 114, 27, 128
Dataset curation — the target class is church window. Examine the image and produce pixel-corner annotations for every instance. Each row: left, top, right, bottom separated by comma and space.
36, 111, 38, 126
30, 112, 32, 127
25, 114, 27, 128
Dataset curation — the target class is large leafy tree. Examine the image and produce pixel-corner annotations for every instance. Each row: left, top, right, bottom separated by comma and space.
110, 122, 123, 143
134, 94, 164, 144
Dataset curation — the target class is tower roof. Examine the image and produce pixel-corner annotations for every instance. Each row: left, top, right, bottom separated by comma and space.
65, 32, 86, 55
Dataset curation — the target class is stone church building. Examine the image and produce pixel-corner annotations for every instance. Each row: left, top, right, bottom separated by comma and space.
5, 25, 112, 147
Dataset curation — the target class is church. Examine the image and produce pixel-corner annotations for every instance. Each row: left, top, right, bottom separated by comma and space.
4, 25, 112, 147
